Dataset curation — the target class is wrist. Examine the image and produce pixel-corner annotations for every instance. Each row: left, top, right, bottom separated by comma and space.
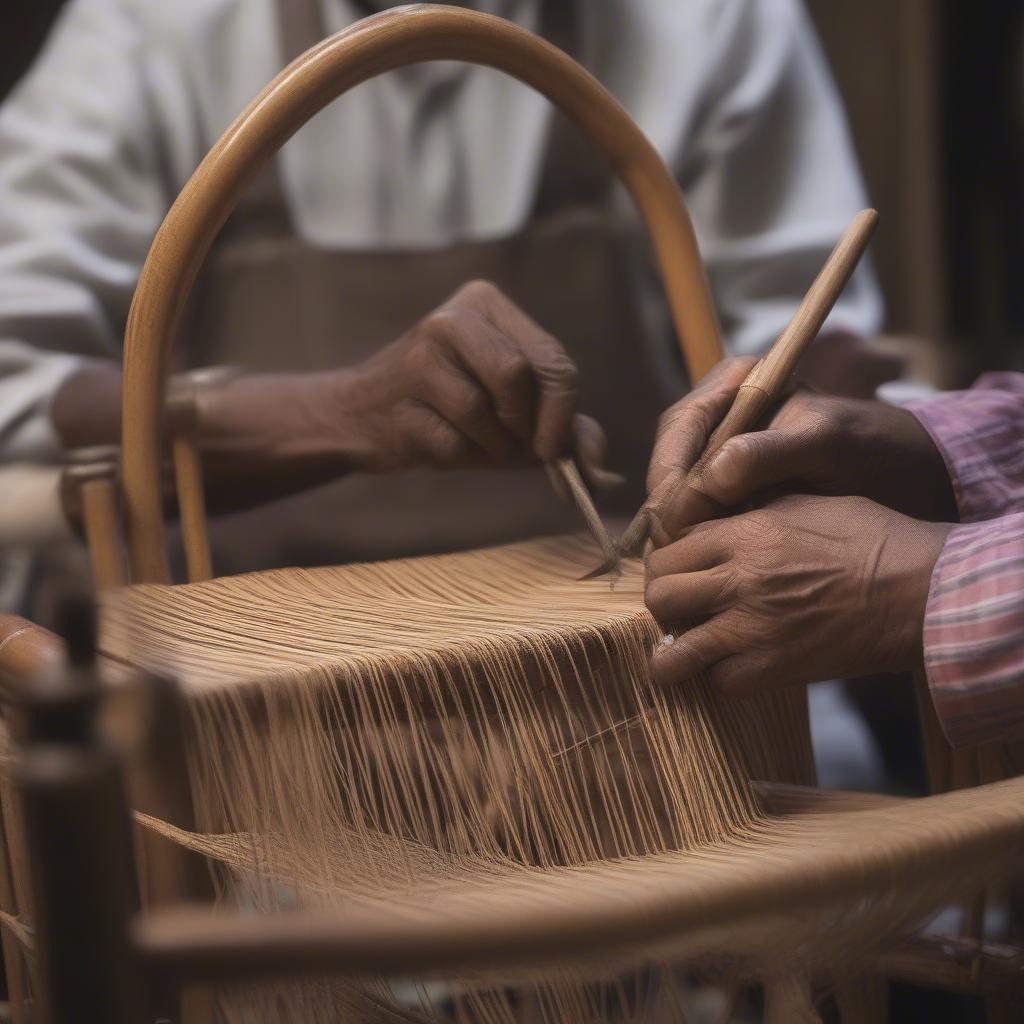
877, 517, 951, 671
892, 407, 958, 522
194, 370, 370, 481
313, 367, 381, 472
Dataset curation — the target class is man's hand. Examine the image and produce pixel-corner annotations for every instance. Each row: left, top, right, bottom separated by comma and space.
645, 494, 950, 695
52, 281, 613, 512
335, 279, 609, 480
646, 356, 957, 539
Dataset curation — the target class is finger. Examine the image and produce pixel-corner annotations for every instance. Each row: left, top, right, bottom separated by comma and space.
650, 614, 742, 688
522, 334, 579, 463
709, 651, 779, 698
479, 293, 580, 462
645, 566, 734, 626
645, 522, 730, 581
647, 483, 721, 546
545, 461, 571, 503
438, 308, 540, 447
419, 353, 522, 462
646, 356, 758, 496
694, 425, 820, 508
441, 281, 579, 461
395, 401, 477, 468
572, 414, 624, 491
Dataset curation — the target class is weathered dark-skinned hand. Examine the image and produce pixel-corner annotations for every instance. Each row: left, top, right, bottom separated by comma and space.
645, 355, 956, 542
53, 280, 615, 512
328, 280, 614, 482
645, 494, 951, 695
190, 279, 615, 510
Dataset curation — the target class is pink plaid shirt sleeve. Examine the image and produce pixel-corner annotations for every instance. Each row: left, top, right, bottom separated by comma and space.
906, 373, 1024, 748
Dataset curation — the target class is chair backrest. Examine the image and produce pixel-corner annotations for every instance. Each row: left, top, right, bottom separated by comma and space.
118, 4, 725, 584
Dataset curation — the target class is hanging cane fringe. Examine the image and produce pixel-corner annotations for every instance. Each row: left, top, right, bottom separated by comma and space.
100, 535, 1024, 1021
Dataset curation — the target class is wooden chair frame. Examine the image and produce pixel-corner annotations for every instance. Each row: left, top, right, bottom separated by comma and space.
3, 619, 1024, 1024
3, 6, 1024, 1022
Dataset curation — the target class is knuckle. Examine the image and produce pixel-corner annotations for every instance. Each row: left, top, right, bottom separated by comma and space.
496, 352, 531, 389
740, 432, 768, 461
417, 308, 460, 345
656, 404, 697, 441
456, 279, 501, 306
804, 403, 835, 436
540, 350, 578, 386
734, 509, 776, 544
644, 576, 673, 617
645, 545, 673, 580
402, 339, 435, 377
455, 387, 489, 424
432, 427, 469, 465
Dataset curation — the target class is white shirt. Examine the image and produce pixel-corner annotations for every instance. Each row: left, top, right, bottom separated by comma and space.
0, 0, 882, 538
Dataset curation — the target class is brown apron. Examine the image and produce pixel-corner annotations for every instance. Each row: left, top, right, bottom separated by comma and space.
184, 0, 682, 576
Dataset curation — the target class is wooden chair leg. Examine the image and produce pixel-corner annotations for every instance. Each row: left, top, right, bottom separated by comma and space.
0, 783, 30, 1024
171, 428, 213, 585
62, 452, 125, 592
0, 746, 41, 1019
128, 673, 216, 1024
12, 602, 142, 1024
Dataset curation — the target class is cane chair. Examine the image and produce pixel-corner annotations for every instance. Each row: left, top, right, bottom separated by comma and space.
6, 6, 1024, 1023
4, 613, 1024, 1024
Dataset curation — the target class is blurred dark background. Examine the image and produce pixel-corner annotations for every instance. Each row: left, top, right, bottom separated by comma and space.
4, 0, 1024, 383
805, 0, 1024, 384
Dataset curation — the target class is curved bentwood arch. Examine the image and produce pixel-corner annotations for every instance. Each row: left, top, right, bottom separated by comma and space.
121, 5, 724, 583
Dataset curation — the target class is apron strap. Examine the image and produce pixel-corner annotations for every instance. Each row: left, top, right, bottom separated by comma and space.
531, 1, 614, 216
223, 0, 330, 232
278, 0, 330, 70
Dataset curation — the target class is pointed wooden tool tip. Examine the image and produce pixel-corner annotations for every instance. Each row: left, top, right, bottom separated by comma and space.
578, 559, 622, 584
853, 208, 880, 243
617, 507, 651, 559
553, 457, 621, 579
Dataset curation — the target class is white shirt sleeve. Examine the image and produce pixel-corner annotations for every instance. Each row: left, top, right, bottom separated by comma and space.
0, 0, 168, 462
672, 0, 884, 355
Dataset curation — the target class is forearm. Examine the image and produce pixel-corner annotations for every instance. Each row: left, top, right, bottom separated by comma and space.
187, 368, 369, 511
51, 363, 368, 513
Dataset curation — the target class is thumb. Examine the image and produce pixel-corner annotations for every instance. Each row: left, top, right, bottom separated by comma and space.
693, 429, 812, 508
573, 414, 625, 491
650, 618, 738, 688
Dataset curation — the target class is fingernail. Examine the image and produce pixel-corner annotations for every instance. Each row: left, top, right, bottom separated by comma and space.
654, 633, 675, 656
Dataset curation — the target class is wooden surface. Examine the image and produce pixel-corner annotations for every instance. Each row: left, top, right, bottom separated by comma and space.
120, 4, 724, 583
128, 774, 1024, 986
171, 430, 213, 584
15, 726, 141, 1024
80, 476, 126, 592
0, 617, 65, 682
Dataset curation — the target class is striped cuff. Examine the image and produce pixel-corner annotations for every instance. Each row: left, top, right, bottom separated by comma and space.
907, 377, 1024, 524
923, 512, 1024, 748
